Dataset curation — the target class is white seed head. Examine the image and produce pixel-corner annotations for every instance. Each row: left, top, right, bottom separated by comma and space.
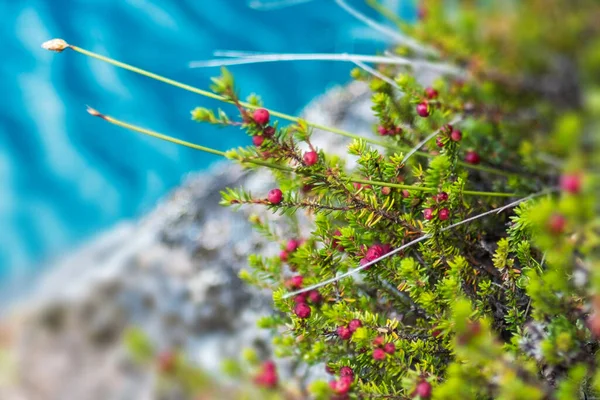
86, 106, 101, 117
41, 39, 69, 52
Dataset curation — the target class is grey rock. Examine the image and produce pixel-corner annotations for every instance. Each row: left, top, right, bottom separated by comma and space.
0, 81, 375, 400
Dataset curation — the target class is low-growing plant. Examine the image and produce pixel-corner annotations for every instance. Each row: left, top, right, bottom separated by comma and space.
43, 0, 599, 398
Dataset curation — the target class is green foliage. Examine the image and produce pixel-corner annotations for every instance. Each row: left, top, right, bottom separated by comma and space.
78, 0, 599, 398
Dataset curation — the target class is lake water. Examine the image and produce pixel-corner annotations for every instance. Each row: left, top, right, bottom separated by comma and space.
0, 0, 415, 282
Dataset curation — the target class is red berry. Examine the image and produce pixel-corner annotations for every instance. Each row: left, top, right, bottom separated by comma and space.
286, 239, 300, 252
365, 244, 385, 262
425, 87, 438, 99
294, 302, 311, 319
332, 230, 345, 251
437, 192, 448, 202
348, 319, 362, 332
372, 348, 386, 360
303, 151, 318, 166
294, 293, 307, 304
373, 336, 384, 346
560, 174, 582, 194
416, 102, 430, 117
334, 377, 352, 394
377, 125, 388, 136
287, 275, 303, 289
337, 326, 353, 340
268, 188, 283, 204
436, 136, 444, 148
253, 108, 270, 125
339, 366, 354, 378
252, 135, 265, 147
279, 250, 288, 262
450, 129, 462, 142
438, 208, 450, 221
464, 150, 481, 165
353, 182, 362, 190
423, 208, 434, 221
383, 342, 396, 354
381, 186, 391, 196
307, 290, 322, 304
548, 214, 567, 235
414, 381, 432, 399
432, 328, 442, 338
255, 362, 278, 388
263, 126, 275, 137
402, 189, 410, 198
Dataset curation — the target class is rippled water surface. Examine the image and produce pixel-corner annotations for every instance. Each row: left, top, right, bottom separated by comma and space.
1, 0, 414, 280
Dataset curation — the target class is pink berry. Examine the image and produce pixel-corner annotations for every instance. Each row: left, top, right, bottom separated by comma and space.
332, 230, 345, 251
307, 290, 322, 304
425, 87, 438, 99
255, 361, 278, 388
377, 125, 388, 136
252, 135, 265, 147
353, 182, 362, 190
339, 366, 354, 378
334, 377, 352, 394
450, 129, 462, 142
373, 336, 385, 346
304, 151, 318, 166
294, 302, 311, 319
437, 192, 448, 202
365, 244, 385, 262
438, 208, 450, 221
348, 319, 362, 332
381, 186, 391, 196
294, 294, 307, 304
560, 174, 581, 194
337, 326, 352, 340
288, 275, 303, 289
279, 250, 288, 262
253, 108, 270, 125
416, 102, 430, 117
415, 381, 432, 399
436, 136, 444, 148
383, 342, 396, 354
402, 189, 410, 198
286, 239, 300, 252
548, 214, 567, 235
268, 188, 283, 204
464, 150, 481, 165
423, 208, 434, 221
372, 348, 386, 360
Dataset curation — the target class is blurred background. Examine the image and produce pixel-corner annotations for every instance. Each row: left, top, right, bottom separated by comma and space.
1, 0, 415, 289
0, 1, 419, 398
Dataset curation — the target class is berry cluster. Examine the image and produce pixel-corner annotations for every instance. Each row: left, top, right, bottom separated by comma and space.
423, 192, 451, 222
371, 335, 396, 361
328, 366, 354, 398
337, 318, 362, 341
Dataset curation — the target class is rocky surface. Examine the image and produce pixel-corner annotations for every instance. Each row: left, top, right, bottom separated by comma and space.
0, 81, 375, 400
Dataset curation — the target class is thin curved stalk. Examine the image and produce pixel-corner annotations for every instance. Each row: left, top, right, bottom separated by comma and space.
56, 42, 518, 178
89, 108, 520, 199
334, 0, 438, 57
190, 51, 466, 77
247, 0, 315, 10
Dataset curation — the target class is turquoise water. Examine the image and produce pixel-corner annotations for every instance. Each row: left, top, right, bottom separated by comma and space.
1, 1, 414, 280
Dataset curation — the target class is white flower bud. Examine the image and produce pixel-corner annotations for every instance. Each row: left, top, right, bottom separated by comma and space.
41, 39, 69, 52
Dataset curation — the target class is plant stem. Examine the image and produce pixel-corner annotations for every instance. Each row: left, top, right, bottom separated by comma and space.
86, 107, 293, 172
65, 44, 517, 178
87, 107, 521, 198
